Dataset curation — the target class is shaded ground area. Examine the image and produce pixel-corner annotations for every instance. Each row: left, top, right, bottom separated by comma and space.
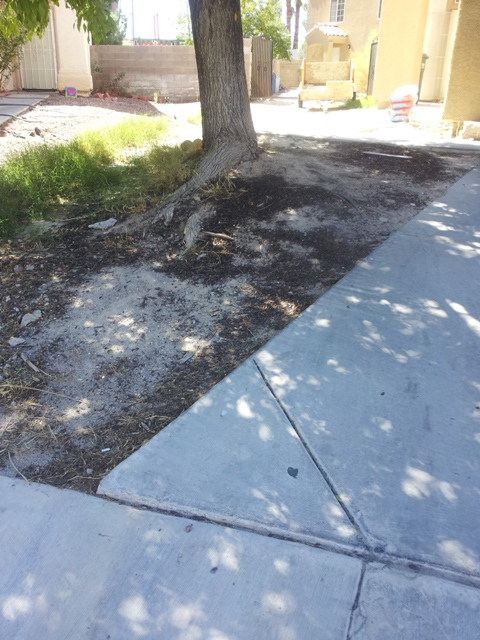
0, 99, 477, 492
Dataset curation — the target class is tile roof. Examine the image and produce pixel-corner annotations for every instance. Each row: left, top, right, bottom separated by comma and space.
307, 23, 349, 38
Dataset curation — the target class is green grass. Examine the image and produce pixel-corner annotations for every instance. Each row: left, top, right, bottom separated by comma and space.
0, 116, 198, 239
333, 96, 378, 111
187, 111, 202, 126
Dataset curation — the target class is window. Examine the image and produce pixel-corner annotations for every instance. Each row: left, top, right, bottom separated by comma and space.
330, 0, 345, 23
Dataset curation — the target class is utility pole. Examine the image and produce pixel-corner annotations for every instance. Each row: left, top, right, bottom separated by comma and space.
131, 0, 135, 40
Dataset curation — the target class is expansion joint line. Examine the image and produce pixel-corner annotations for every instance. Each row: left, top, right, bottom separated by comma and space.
346, 562, 367, 640
253, 358, 369, 548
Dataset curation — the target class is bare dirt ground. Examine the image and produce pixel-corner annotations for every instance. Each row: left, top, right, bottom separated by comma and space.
1, 94, 478, 493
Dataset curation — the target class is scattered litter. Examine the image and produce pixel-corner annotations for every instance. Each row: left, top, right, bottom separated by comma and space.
88, 218, 117, 230
21, 310, 42, 326
184, 524, 193, 533
287, 467, 299, 478
363, 151, 412, 159
8, 337, 25, 347
20, 352, 40, 373
86, 468, 93, 475
203, 231, 235, 241
180, 352, 194, 364
101, 448, 111, 453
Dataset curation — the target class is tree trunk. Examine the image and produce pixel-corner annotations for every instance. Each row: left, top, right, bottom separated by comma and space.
116, 0, 258, 236
189, 0, 257, 162
292, 0, 301, 49
285, 0, 293, 38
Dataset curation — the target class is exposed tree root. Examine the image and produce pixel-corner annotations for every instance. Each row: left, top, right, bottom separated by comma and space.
113, 139, 257, 239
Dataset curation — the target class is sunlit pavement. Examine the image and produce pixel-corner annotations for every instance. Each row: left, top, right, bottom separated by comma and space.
160, 92, 480, 151
0, 92, 51, 126
1, 100, 480, 638
250, 93, 480, 150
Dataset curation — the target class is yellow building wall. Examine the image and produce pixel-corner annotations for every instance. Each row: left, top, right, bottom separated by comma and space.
272, 60, 302, 88
306, 0, 380, 52
52, 0, 92, 94
373, 0, 429, 107
440, 7, 458, 97
443, 0, 480, 122
305, 61, 351, 84
2, 69, 21, 91
420, 0, 454, 101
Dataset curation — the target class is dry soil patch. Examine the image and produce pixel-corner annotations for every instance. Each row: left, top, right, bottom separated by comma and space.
0, 97, 478, 492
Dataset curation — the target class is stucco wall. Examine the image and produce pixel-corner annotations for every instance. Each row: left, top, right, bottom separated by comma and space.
420, 0, 454, 101
272, 59, 302, 88
306, 0, 380, 52
373, 0, 429, 107
441, 7, 458, 98
1, 69, 21, 91
305, 61, 351, 84
326, 80, 354, 100
91, 40, 252, 102
52, 0, 92, 94
443, 0, 480, 122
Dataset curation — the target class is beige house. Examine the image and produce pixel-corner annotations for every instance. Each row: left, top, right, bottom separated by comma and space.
5, 0, 92, 94
307, 0, 479, 123
298, 24, 355, 103
307, 0, 381, 54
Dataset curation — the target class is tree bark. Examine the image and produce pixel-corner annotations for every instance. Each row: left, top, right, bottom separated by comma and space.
285, 0, 293, 38
292, 0, 301, 49
189, 0, 257, 162
116, 0, 259, 236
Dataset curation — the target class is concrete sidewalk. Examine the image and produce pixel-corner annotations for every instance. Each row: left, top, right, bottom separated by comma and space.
1, 167, 480, 637
0, 92, 51, 126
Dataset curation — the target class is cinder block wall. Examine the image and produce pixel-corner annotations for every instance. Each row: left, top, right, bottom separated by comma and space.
273, 59, 302, 88
90, 45, 199, 102
90, 41, 253, 102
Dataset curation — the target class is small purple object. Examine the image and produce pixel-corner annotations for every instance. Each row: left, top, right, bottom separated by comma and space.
65, 86, 77, 98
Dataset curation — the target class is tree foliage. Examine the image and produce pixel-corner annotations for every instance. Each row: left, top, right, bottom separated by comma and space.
241, 0, 291, 59
93, 7, 127, 45
177, 0, 194, 45
0, 3, 30, 90
4, 0, 111, 43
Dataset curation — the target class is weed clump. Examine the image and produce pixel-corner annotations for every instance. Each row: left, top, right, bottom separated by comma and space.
0, 116, 199, 238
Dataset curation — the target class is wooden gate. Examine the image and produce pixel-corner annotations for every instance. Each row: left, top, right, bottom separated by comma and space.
251, 37, 272, 98
20, 17, 57, 90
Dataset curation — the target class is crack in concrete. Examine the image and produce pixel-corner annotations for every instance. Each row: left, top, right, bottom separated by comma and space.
346, 562, 367, 640
99, 490, 480, 591
252, 357, 373, 549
